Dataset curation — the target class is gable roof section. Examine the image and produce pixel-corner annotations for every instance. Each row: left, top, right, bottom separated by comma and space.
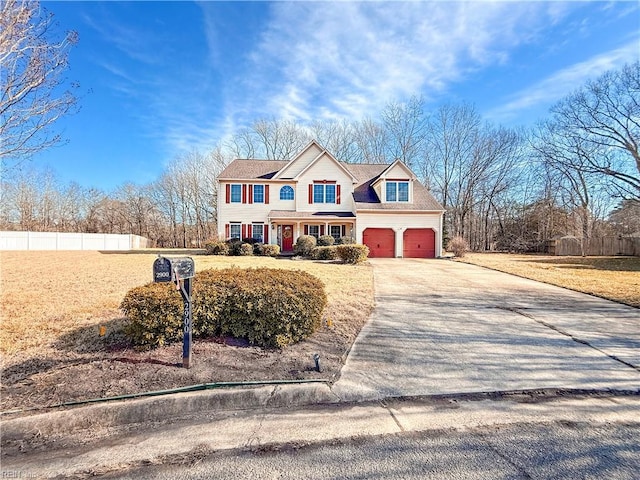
272, 140, 358, 183
218, 160, 288, 180
345, 163, 444, 212
371, 160, 416, 188
295, 150, 359, 183
272, 140, 324, 179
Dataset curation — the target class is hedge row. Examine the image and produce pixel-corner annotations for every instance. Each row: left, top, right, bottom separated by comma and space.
295, 235, 368, 263
205, 238, 280, 257
120, 268, 326, 349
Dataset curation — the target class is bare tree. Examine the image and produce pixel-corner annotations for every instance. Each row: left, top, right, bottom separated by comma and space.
354, 117, 389, 164
309, 119, 361, 163
1, 0, 79, 161
532, 121, 609, 255
381, 95, 428, 170
549, 61, 640, 199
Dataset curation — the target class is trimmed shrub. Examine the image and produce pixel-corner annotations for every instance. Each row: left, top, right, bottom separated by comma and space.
447, 236, 469, 257
317, 235, 335, 246
311, 246, 339, 260
338, 236, 355, 245
120, 268, 327, 349
205, 240, 229, 255
253, 242, 264, 256
239, 243, 254, 256
242, 237, 261, 245
336, 244, 369, 264
293, 234, 317, 257
226, 239, 244, 256
120, 283, 185, 349
262, 244, 281, 257
216, 268, 327, 348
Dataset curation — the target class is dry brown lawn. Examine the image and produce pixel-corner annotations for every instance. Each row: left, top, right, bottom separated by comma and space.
0, 251, 374, 412
457, 253, 640, 308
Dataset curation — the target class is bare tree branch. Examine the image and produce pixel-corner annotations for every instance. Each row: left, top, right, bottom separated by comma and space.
0, 0, 78, 161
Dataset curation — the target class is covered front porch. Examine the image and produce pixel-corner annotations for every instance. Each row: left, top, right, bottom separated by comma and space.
268, 210, 356, 253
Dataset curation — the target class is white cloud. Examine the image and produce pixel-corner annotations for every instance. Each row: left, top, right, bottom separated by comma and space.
487, 39, 640, 123
221, 1, 576, 127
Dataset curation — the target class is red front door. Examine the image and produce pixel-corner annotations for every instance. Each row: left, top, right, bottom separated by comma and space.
282, 225, 294, 252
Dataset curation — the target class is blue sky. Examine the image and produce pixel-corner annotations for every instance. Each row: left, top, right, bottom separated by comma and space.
26, 1, 640, 191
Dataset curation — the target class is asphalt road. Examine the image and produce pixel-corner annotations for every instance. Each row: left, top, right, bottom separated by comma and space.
333, 259, 640, 401
104, 420, 640, 480
6, 393, 639, 478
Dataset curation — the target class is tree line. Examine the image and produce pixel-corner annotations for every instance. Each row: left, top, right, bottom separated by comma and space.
2, 62, 639, 250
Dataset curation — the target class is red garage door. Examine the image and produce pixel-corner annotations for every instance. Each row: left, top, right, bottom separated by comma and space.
363, 228, 395, 258
403, 228, 436, 258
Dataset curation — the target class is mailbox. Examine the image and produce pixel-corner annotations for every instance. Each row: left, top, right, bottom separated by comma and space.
153, 256, 194, 283
152, 255, 196, 369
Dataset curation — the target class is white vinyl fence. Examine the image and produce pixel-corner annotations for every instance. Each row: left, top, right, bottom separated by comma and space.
0, 231, 151, 251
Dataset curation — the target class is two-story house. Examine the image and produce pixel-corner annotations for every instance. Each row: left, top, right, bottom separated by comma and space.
217, 141, 444, 258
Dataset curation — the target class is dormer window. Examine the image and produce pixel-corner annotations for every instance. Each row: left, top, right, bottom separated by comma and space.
386, 181, 409, 202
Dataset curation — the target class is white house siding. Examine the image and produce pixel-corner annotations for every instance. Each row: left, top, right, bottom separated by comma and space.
217, 181, 297, 243
355, 212, 442, 257
296, 154, 356, 213
276, 143, 323, 179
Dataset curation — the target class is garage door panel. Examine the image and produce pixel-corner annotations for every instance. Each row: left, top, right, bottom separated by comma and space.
363, 228, 395, 258
403, 228, 435, 258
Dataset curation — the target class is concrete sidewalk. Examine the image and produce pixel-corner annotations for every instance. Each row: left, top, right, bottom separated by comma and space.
332, 259, 640, 401
4, 392, 640, 478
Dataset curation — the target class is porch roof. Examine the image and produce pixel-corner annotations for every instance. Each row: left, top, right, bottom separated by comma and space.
268, 210, 356, 221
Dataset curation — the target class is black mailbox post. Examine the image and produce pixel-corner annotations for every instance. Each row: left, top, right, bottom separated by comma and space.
153, 256, 195, 368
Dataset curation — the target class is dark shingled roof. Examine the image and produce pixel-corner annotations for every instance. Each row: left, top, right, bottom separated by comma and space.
344, 163, 444, 211
218, 160, 288, 180
268, 210, 356, 219
218, 159, 444, 212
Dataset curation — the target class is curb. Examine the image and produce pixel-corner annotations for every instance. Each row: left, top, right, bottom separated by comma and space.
0, 383, 340, 447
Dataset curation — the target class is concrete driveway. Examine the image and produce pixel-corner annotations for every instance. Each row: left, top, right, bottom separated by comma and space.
332, 259, 640, 401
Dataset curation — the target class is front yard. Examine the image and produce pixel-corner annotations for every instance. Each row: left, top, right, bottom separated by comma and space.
457, 253, 640, 308
0, 251, 374, 414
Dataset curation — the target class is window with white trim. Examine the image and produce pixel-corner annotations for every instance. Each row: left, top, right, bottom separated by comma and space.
308, 225, 320, 238
313, 184, 336, 204
230, 223, 241, 239
252, 223, 264, 242
230, 184, 242, 203
330, 225, 342, 241
386, 181, 409, 202
253, 184, 264, 203
280, 185, 294, 200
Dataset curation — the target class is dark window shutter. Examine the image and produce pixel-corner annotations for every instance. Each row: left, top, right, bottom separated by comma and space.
225, 224, 230, 238
265, 185, 270, 204
226, 184, 230, 203
249, 185, 253, 204
304, 225, 308, 235
342, 225, 346, 237
242, 184, 247, 203
308, 184, 313, 204
241, 224, 246, 239
336, 185, 341, 204
263, 224, 269, 243
320, 225, 325, 236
